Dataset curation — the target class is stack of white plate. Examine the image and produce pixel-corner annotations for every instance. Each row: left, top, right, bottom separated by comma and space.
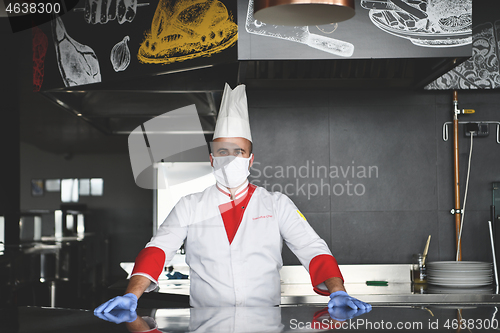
427, 285, 494, 294
427, 261, 493, 288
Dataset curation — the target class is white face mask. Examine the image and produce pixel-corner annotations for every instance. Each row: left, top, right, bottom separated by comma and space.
212, 154, 252, 189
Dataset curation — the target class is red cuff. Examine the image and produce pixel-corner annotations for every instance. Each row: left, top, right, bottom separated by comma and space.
131, 247, 166, 282
309, 254, 343, 296
313, 286, 332, 296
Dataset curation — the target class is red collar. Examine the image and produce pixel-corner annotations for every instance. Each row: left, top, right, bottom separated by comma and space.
216, 180, 250, 200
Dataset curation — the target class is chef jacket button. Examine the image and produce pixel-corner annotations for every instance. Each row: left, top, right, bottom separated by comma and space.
241, 206, 245, 209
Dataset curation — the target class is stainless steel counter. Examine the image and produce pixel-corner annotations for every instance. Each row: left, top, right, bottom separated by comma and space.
149, 264, 500, 306
115, 262, 500, 307
12, 304, 500, 333
152, 281, 500, 305
282, 292, 500, 306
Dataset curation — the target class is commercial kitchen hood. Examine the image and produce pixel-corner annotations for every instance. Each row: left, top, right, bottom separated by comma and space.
25, 0, 482, 153
40, 56, 463, 140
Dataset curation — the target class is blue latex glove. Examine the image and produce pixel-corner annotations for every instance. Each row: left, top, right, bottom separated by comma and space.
94, 309, 137, 324
328, 291, 372, 311
94, 293, 138, 313
328, 304, 371, 321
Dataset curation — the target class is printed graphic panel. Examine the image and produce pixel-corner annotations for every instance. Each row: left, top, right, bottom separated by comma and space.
35, 0, 238, 91
238, 0, 473, 60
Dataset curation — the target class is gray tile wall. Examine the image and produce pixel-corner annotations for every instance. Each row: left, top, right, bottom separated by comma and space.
247, 89, 500, 266
19, 89, 500, 278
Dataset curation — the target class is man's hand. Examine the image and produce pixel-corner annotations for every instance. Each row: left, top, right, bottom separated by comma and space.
328, 291, 372, 310
327, 291, 372, 321
328, 305, 371, 321
94, 293, 138, 313
94, 274, 151, 314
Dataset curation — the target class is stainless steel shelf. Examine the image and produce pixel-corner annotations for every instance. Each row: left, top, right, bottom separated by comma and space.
281, 293, 500, 306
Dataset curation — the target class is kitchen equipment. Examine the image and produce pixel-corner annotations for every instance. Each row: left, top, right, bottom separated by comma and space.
426, 285, 493, 294
412, 254, 427, 284
0, 216, 4, 253
411, 236, 431, 285
427, 261, 493, 288
246, 0, 354, 57
488, 220, 499, 293
253, 0, 355, 26
19, 214, 43, 241
493, 183, 500, 287
422, 235, 431, 265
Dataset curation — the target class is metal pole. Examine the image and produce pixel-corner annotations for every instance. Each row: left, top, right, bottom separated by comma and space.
453, 90, 462, 261
50, 281, 56, 308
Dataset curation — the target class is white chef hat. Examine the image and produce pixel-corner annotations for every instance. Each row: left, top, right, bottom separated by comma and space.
213, 83, 252, 142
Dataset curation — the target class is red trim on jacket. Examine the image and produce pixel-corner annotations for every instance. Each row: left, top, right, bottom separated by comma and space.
218, 184, 257, 244
309, 254, 344, 296
216, 181, 249, 199
131, 246, 166, 281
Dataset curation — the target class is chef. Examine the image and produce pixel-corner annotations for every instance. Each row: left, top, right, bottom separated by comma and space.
95, 83, 371, 314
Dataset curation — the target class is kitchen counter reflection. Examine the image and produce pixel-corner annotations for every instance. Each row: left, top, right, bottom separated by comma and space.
126, 307, 286, 332
109, 305, 500, 332
96, 305, 371, 331
11, 304, 500, 333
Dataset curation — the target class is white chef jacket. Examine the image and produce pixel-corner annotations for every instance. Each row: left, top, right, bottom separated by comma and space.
188, 307, 283, 332
131, 181, 342, 307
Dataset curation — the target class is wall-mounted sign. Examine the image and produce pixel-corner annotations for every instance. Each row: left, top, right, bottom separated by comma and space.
237, 0, 472, 60
35, 0, 238, 91
426, 0, 500, 89
31, 179, 44, 196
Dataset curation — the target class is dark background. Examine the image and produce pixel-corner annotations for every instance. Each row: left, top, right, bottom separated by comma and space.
19, 88, 500, 278
2, 0, 500, 310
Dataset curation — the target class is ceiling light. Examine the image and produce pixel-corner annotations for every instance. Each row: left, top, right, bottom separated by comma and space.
254, 0, 355, 26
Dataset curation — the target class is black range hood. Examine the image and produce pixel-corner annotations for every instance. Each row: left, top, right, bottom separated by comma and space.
41, 63, 241, 137
33, 0, 475, 148
40, 56, 464, 141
